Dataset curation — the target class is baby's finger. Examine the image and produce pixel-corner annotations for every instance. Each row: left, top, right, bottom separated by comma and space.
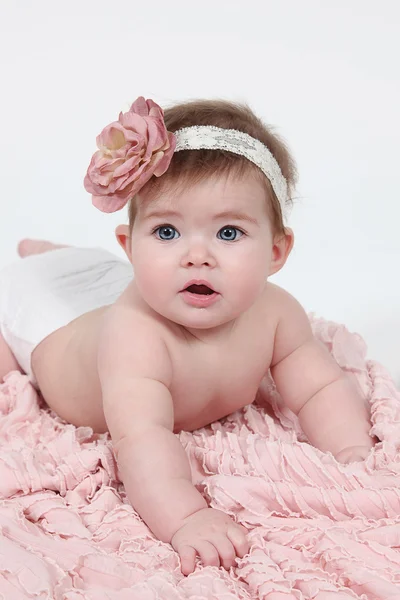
212, 535, 237, 570
178, 545, 197, 576
196, 540, 220, 568
227, 525, 249, 559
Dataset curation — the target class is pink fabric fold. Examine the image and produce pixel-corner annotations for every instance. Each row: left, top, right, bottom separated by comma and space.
1, 315, 400, 599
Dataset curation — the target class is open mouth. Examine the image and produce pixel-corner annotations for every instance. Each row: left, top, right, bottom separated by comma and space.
185, 284, 215, 295
181, 282, 219, 307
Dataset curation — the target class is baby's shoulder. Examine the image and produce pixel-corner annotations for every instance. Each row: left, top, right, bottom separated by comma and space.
263, 282, 305, 319
101, 299, 167, 346
260, 283, 311, 341
260, 284, 313, 366
97, 299, 173, 384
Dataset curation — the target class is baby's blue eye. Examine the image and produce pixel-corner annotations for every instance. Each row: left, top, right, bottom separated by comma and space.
217, 226, 244, 241
154, 225, 180, 240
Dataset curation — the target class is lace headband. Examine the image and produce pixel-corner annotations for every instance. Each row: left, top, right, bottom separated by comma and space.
84, 96, 289, 222
174, 126, 288, 221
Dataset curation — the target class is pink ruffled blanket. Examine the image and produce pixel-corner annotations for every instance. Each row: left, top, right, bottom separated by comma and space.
1, 316, 400, 599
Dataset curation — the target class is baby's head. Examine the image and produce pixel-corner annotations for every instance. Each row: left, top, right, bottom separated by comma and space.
85, 97, 298, 332
127, 99, 298, 236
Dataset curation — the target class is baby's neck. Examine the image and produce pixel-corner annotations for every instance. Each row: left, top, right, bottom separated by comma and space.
180, 320, 238, 345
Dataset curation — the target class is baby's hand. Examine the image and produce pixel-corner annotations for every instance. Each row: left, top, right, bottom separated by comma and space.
335, 445, 372, 464
170, 507, 249, 575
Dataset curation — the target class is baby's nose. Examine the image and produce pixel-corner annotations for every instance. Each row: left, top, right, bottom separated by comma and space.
181, 241, 216, 268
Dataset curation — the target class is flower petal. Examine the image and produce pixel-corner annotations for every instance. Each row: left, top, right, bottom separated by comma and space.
92, 193, 129, 213
96, 123, 127, 152
85, 96, 175, 213
129, 96, 150, 117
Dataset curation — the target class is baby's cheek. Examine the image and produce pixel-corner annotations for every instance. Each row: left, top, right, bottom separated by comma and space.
137, 264, 168, 298
235, 261, 267, 298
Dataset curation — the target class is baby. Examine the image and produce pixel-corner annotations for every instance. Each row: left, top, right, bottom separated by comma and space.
0, 96, 376, 575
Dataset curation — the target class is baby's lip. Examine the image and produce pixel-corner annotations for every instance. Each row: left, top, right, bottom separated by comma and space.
181, 279, 217, 293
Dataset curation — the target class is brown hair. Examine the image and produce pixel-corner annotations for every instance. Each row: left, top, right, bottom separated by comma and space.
129, 99, 298, 234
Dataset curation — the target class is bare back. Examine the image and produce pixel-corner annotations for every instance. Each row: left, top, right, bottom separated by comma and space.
31, 281, 279, 433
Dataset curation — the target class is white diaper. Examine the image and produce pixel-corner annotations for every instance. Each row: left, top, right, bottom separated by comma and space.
0, 247, 133, 383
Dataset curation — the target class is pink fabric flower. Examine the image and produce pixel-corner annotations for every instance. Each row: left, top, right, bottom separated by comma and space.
84, 97, 176, 213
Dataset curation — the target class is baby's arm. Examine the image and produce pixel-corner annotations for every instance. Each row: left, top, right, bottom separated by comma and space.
98, 308, 248, 573
270, 289, 375, 462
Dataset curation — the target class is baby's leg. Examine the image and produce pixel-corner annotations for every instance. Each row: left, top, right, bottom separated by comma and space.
18, 238, 69, 258
1, 240, 72, 382
0, 331, 21, 381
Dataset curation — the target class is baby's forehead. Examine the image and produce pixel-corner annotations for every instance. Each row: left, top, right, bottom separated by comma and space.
137, 200, 268, 231
139, 174, 268, 215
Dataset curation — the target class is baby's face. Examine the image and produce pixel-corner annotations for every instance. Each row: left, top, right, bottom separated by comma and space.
130, 173, 275, 330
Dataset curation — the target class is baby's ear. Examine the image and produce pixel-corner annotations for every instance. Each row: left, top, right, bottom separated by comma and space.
115, 224, 132, 262
269, 227, 294, 276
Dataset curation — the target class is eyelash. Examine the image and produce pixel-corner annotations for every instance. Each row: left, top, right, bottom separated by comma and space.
151, 224, 246, 241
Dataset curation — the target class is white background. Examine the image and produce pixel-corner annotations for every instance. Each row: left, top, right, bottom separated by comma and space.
1, 0, 399, 383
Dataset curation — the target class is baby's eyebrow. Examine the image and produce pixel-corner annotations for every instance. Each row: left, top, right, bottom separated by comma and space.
214, 210, 259, 225
144, 209, 181, 220
144, 209, 259, 225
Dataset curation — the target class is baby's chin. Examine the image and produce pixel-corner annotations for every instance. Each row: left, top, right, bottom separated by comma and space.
162, 306, 245, 332
141, 299, 230, 329
164, 311, 231, 330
